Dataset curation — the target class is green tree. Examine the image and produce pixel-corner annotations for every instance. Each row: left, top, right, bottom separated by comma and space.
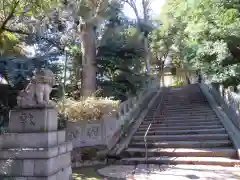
97, 21, 146, 100
156, 0, 240, 88
62, 0, 123, 97
66, 10, 147, 100
123, 0, 154, 72
0, 0, 59, 55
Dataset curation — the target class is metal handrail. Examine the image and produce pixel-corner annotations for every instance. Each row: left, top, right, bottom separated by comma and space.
144, 87, 165, 164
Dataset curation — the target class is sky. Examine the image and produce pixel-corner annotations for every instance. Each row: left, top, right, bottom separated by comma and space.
123, 0, 166, 19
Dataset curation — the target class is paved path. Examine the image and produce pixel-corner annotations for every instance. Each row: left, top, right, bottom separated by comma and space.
98, 164, 240, 179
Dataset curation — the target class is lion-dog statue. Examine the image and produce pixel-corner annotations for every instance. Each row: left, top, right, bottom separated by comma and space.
17, 68, 56, 107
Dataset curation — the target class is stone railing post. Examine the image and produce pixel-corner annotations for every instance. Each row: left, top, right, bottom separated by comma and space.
117, 77, 158, 123
124, 101, 129, 115
201, 74, 240, 130
228, 86, 234, 92
132, 97, 137, 108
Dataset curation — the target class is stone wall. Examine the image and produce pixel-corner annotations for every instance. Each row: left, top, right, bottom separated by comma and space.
66, 116, 120, 167
66, 118, 118, 148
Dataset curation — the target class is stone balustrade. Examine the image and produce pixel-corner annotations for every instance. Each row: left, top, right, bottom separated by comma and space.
66, 76, 160, 167
116, 81, 158, 126
201, 79, 240, 130
104, 77, 160, 149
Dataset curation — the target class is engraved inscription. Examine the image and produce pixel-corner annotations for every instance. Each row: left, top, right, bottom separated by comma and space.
87, 126, 100, 139
19, 112, 35, 126
68, 127, 81, 140
68, 130, 79, 139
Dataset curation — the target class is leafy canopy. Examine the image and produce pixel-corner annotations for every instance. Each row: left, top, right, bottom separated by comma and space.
0, 0, 59, 54
155, 0, 240, 86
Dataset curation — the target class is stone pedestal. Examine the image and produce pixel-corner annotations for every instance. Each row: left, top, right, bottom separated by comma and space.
0, 107, 73, 180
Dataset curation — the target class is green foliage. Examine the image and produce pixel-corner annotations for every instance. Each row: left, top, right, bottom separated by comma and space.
64, 8, 147, 100
0, 0, 152, 101
172, 79, 185, 86
0, 0, 59, 54
155, 0, 240, 87
96, 22, 146, 100
0, 31, 20, 54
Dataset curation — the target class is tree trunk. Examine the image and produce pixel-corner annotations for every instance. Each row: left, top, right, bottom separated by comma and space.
143, 37, 151, 72
142, 0, 151, 73
80, 23, 97, 97
160, 60, 165, 87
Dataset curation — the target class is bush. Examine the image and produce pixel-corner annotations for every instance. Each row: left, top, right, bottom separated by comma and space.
56, 97, 120, 121
172, 79, 185, 86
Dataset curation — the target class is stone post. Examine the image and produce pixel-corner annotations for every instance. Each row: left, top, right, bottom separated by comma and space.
228, 86, 234, 92
0, 106, 73, 180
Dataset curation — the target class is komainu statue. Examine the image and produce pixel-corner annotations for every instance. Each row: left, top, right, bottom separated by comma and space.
17, 68, 56, 107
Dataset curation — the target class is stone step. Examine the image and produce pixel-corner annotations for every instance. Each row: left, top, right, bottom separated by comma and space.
135, 128, 226, 135
159, 112, 215, 116
161, 108, 211, 111
138, 124, 223, 131
121, 156, 240, 167
165, 95, 204, 96
144, 116, 219, 121
163, 99, 207, 102
142, 119, 220, 124
163, 102, 208, 104
166, 100, 207, 102
160, 115, 215, 119
161, 105, 210, 109
164, 101, 207, 102
143, 118, 219, 122
162, 105, 210, 108
129, 140, 232, 149
125, 148, 237, 158
132, 134, 229, 142
164, 104, 209, 107
145, 115, 218, 119
161, 109, 211, 112
147, 111, 217, 118
144, 115, 218, 119
147, 118, 219, 123
164, 95, 204, 97
164, 98, 207, 100
141, 121, 222, 127
167, 97, 203, 99
163, 103, 208, 105
147, 111, 217, 115
163, 106, 213, 113
147, 112, 216, 116
164, 97, 206, 99
163, 99, 206, 101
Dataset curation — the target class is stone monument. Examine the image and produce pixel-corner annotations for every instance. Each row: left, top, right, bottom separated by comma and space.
0, 68, 72, 180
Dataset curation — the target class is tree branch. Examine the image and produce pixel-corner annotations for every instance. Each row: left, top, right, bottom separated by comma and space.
3, 27, 64, 52
87, 0, 105, 24
0, 0, 20, 33
124, 0, 140, 20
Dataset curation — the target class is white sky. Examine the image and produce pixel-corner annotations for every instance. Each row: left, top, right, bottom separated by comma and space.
123, 0, 166, 19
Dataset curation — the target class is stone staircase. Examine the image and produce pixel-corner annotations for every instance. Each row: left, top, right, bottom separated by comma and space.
120, 84, 240, 166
